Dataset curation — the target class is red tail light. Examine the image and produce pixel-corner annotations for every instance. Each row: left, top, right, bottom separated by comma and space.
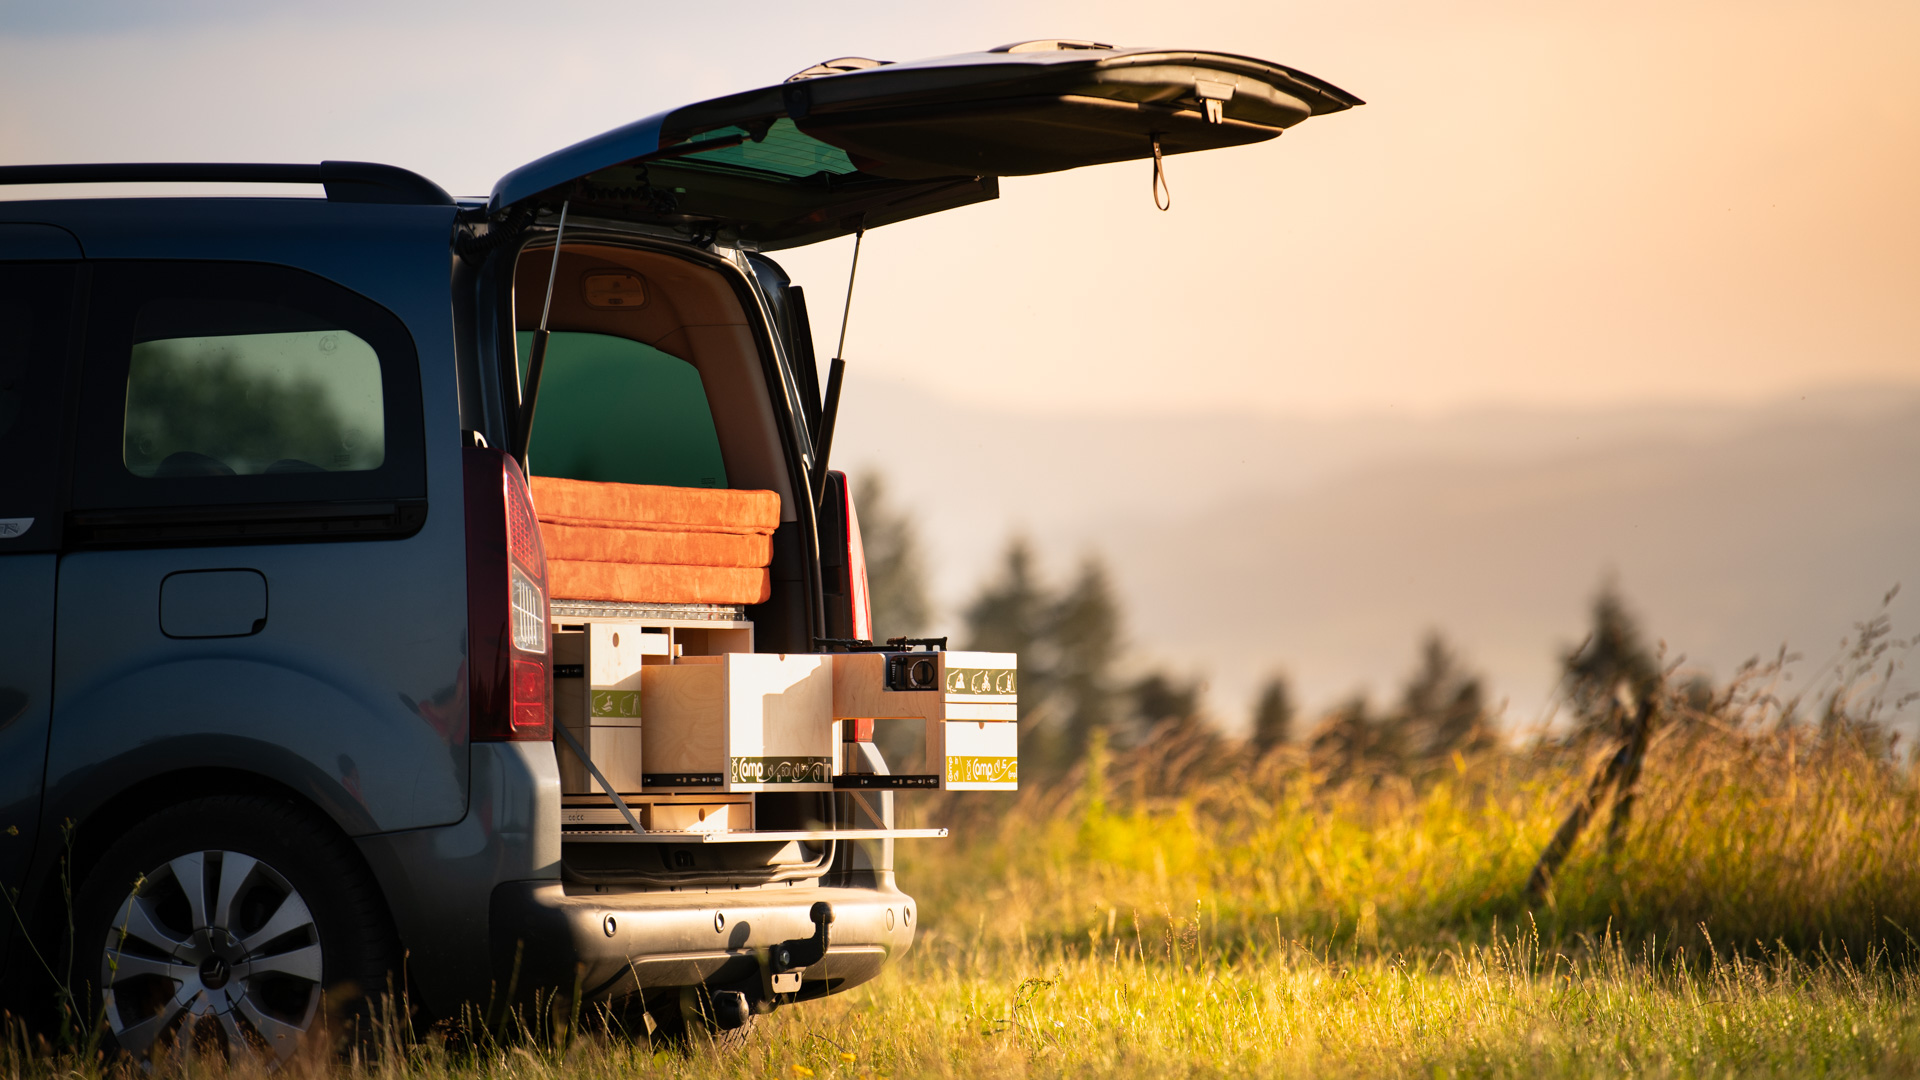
842, 479, 872, 642
465, 446, 552, 741
819, 470, 873, 642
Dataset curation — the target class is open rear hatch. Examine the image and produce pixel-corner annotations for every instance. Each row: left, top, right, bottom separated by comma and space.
498, 42, 1360, 874
491, 39, 1362, 249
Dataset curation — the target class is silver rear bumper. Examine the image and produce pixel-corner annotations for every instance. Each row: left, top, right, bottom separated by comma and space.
489, 881, 917, 1002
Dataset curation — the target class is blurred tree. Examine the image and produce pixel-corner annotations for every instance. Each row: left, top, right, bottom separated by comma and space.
963, 542, 1129, 773
1131, 670, 1203, 741
1250, 674, 1296, 754
963, 536, 1049, 664
1124, 671, 1229, 796
1050, 557, 1123, 765
1310, 633, 1495, 781
852, 472, 929, 642
1398, 632, 1496, 763
1561, 580, 1659, 740
964, 538, 1062, 768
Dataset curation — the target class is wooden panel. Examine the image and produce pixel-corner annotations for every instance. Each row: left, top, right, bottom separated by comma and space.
675, 625, 754, 657
588, 623, 661, 720
830, 652, 941, 721
647, 800, 751, 832
640, 663, 726, 788
553, 630, 591, 793
560, 793, 752, 833
832, 651, 1018, 721
588, 724, 646, 793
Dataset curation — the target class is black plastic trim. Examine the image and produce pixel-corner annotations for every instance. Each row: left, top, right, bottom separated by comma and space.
642, 773, 725, 788
66, 499, 428, 547
0, 161, 454, 206
833, 774, 937, 790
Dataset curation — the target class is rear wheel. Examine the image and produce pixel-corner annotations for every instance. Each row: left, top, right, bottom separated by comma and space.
76, 795, 393, 1063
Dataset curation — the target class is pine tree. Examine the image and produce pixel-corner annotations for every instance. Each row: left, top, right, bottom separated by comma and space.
1051, 556, 1122, 764
852, 472, 929, 642
1131, 671, 1202, 737
963, 537, 1061, 771
962, 536, 1048, 656
1250, 674, 1295, 754
962, 541, 1130, 774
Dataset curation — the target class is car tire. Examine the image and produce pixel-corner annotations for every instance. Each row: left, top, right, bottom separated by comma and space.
74, 794, 394, 1063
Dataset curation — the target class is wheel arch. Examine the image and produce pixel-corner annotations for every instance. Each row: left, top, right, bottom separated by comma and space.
12, 766, 404, 1015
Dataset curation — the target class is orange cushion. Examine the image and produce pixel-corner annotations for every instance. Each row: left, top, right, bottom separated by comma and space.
540, 522, 771, 569
545, 561, 771, 606
529, 477, 780, 606
530, 476, 779, 533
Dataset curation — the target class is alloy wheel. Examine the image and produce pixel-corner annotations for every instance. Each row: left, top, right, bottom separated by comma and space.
100, 849, 323, 1062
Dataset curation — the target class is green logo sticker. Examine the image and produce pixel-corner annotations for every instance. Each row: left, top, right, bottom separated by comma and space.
946, 756, 1018, 785
591, 689, 641, 718
729, 756, 833, 784
944, 668, 1017, 696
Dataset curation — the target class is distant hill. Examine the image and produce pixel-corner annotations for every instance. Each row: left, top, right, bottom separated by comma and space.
832, 379, 1920, 731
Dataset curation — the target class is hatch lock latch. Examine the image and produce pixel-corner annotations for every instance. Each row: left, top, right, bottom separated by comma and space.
1195, 79, 1234, 124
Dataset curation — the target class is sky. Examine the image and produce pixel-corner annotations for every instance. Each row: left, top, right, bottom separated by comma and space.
3, 0, 1917, 417
5, 1, 1918, 727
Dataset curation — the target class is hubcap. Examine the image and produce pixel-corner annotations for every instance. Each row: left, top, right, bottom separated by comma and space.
198, 955, 230, 990
101, 850, 323, 1063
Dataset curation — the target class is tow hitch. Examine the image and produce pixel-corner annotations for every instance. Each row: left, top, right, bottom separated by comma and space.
696, 902, 835, 1028
768, 902, 834, 997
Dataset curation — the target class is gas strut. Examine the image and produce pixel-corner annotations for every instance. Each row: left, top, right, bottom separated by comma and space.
811, 225, 863, 504
514, 200, 570, 468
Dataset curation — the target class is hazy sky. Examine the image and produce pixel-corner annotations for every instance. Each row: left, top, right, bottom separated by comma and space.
4, 0, 1916, 416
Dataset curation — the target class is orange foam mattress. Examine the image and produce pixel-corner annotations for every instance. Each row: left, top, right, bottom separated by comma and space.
530, 476, 780, 606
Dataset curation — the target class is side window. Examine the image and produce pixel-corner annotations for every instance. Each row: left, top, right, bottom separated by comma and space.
125, 305, 385, 478
0, 264, 80, 554
70, 262, 425, 543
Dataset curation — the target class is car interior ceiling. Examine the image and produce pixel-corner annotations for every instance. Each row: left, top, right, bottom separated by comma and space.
511, 242, 797, 522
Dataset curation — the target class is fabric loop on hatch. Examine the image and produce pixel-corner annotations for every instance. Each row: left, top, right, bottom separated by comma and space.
1151, 138, 1171, 212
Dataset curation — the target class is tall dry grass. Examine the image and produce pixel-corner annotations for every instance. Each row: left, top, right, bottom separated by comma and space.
6, 620, 1917, 1076
903, 626, 1920, 963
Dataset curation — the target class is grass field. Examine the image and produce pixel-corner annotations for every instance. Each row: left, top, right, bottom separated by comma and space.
10, 661, 1920, 1078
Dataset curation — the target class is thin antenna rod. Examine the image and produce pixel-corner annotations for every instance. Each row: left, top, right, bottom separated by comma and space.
813, 226, 863, 502
515, 201, 569, 465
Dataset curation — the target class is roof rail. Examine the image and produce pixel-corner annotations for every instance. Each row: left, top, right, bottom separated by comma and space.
0, 161, 454, 206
